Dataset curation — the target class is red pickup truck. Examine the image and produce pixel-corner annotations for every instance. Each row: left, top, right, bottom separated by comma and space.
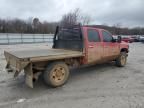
4, 25, 129, 88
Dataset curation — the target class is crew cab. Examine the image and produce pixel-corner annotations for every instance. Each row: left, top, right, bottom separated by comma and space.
4, 25, 129, 88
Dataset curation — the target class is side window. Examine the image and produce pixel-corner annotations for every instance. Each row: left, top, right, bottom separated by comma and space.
88, 29, 100, 42
102, 31, 113, 42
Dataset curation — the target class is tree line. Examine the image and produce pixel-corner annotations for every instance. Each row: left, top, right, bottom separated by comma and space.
0, 8, 144, 35
87, 25, 144, 35
0, 18, 58, 34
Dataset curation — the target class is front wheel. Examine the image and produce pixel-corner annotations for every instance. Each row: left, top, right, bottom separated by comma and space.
115, 52, 127, 67
44, 61, 69, 87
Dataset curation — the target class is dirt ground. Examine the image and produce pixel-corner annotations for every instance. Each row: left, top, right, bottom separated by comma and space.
0, 43, 144, 108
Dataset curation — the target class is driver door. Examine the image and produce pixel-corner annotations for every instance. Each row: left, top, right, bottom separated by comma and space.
102, 30, 119, 60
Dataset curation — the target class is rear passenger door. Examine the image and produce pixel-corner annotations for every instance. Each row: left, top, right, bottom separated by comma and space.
102, 30, 119, 60
87, 29, 103, 63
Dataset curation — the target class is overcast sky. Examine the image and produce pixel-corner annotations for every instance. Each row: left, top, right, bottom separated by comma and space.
0, 0, 143, 27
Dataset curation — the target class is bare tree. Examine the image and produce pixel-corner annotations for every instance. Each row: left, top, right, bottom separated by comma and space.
78, 10, 91, 25
113, 23, 122, 35
60, 8, 91, 26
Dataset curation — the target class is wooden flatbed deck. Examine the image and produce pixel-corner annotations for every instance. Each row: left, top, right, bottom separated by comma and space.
5, 49, 83, 62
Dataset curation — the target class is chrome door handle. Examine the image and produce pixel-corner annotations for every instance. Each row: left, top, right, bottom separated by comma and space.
89, 45, 94, 48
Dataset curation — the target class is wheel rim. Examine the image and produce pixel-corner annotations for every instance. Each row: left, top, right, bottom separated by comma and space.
121, 55, 126, 65
51, 66, 65, 83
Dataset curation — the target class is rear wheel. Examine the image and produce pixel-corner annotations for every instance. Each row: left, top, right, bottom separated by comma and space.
116, 52, 127, 67
44, 62, 69, 87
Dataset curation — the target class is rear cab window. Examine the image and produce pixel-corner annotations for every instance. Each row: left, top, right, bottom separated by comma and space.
57, 28, 82, 40
87, 29, 101, 42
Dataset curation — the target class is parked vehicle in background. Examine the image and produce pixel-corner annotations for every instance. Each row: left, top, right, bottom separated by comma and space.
113, 35, 140, 43
4, 25, 129, 88
131, 36, 140, 42
139, 36, 144, 43
122, 36, 134, 43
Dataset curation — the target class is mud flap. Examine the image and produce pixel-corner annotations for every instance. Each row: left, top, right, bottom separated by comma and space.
24, 63, 33, 88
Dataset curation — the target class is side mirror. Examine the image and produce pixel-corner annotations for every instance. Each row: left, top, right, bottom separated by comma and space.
117, 36, 122, 43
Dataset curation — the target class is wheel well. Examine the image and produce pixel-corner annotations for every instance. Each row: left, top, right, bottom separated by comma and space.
121, 48, 128, 53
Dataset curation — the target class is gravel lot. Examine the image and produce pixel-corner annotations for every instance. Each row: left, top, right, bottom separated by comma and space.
0, 43, 144, 108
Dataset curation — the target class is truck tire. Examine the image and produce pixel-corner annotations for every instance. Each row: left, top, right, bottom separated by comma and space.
44, 62, 69, 87
115, 52, 127, 67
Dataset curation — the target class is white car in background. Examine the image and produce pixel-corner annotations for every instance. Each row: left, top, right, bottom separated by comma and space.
139, 36, 144, 42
